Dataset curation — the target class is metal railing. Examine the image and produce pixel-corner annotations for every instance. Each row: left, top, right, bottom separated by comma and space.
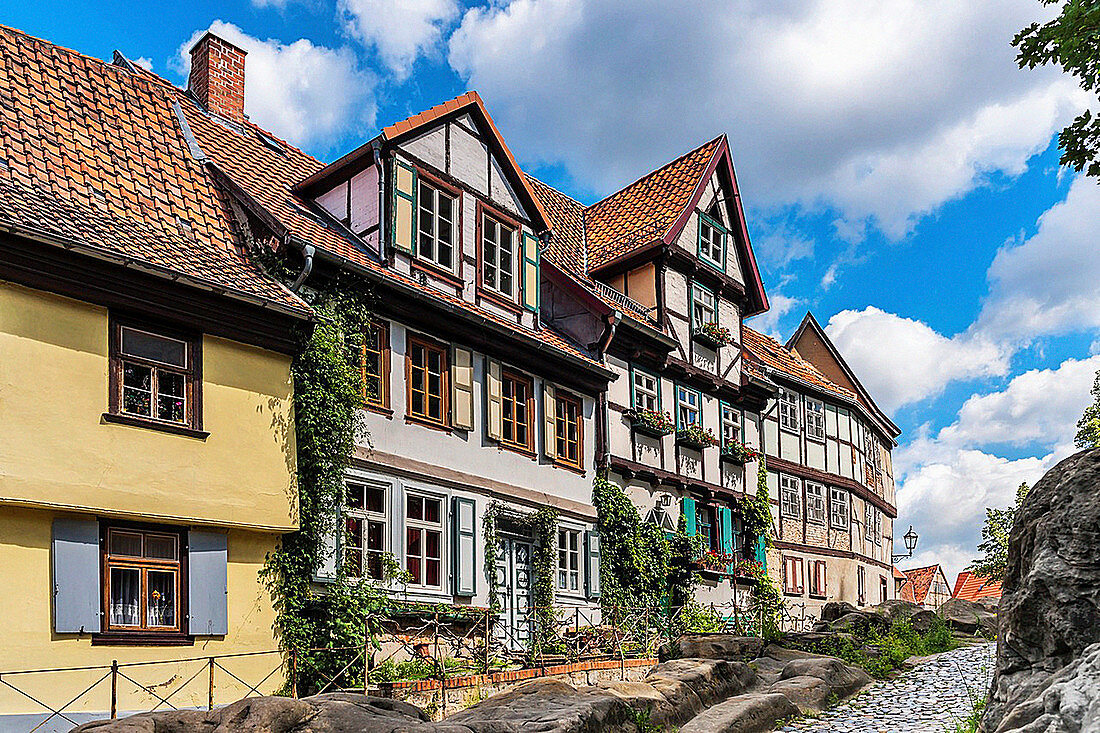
589, 279, 660, 325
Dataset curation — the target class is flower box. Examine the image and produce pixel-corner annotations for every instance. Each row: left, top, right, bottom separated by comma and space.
628, 408, 675, 438
693, 322, 733, 349
676, 425, 719, 449
721, 440, 758, 464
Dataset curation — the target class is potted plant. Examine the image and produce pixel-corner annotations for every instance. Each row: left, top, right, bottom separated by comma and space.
676, 424, 719, 449
693, 322, 733, 349
721, 439, 758, 464
628, 408, 675, 438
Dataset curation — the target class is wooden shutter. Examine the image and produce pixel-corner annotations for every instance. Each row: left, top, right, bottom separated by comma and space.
521, 231, 540, 313
543, 382, 557, 458
719, 505, 734, 573
452, 497, 477, 596
313, 507, 340, 583
682, 497, 697, 535
188, 531, 228, 635
452, 346, 475, 431
52, 518, 101, 633
391, 158, 417, 255
486, 358, 503, 441
585, 531, 601, 599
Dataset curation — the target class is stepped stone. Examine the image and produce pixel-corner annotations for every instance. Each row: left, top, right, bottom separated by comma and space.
680, 692, 799, 733
657, 633, 766, 662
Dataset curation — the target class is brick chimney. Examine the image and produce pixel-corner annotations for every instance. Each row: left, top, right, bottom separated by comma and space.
188, 32, 247, 124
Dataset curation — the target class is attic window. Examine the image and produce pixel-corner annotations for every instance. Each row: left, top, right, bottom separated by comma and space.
0, 157, 8, 170
255, 130, 286, 155
174, 216, 193, 233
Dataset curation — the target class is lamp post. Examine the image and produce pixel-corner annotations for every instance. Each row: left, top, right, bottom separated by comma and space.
891, 525, 918, 564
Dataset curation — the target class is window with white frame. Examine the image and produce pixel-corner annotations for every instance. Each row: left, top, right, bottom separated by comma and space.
417, 181, 456, 271
865, 503, 874, 542
830, 488, 849, 529
779, 389, 800, 432
345, 482, 387, 581
806, 482, 826, 523
780, 475, 802, 518
805, 398, 825, 441
691, 283, 716, 330
676, 385, 701, 428
557, 529, 581, 592
698, 214, 726, 267
482, 213, 517, 298
720, 402, 741, 445
874, 509, 882, 546
632, 368, 659, 412
405, 493, 443, 589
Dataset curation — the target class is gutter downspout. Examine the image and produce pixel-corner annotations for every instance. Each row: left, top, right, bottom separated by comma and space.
288, 236, 315, 292
372, 142, 386, 263
595, 310, 621, 469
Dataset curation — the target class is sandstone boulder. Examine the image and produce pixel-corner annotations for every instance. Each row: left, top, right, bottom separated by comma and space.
828, 611, 888, 634
679, 692, 799, 733
821, 601, 859, 622
871, 599, 923, 623
908, 608, 939, 635
982, 449, 1100, 733
779, 657, 871, 700
446, 678, 634, 733
71, 693, 437, 733
939, 598, 997, 637
657, 633, 765, 662
991, 642, 1100, 733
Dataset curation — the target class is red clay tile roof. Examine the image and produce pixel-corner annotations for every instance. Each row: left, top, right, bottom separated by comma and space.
901, 565, 941, 604
952, 572, 1002, 602
0, 25, 309, 316
742, 327, 856, 401
525, 174, 587, 279
585, 137, 722, 271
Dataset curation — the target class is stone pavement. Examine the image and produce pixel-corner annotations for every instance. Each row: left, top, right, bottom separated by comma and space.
779, 642, 995, 733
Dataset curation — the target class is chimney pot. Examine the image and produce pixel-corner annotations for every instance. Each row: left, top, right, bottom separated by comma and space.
188, 31, 247, 124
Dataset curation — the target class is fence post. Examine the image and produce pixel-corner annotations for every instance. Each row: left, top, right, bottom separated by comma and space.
290, 649, 298, 699
207, 657, 215, 710
363, 618, 371, 695
433, 611, 444, 715
483, 609, 491, 674
110, 660, 118, 719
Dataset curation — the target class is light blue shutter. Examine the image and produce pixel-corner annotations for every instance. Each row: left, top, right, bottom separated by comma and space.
452, 497, 476, 596
188, 531, 228, 635
754, 536, 767, 570
53, 518, 101, 633
521, 231, 540, 313
719, 505, 734, 573
682, 497, 697, 535
585, 531, 601, 599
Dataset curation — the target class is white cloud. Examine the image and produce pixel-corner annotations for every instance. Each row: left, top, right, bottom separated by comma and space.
340, 0, 458, 78
448, 0, 1082, 237
177, 22, 376, 153
978, 176, 1100, 343
133, 57, 153, 71
824, 307, 1009, 412
747, 292, 801, 338
756, 225, 815, 269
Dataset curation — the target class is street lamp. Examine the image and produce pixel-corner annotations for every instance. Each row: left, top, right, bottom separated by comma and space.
892, 525, 918, 564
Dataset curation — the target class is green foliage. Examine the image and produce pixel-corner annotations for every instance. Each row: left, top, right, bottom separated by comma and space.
796, 617, 958, 679
946, 697, 987, 733
1075, 370, 1100, 448
969, 481, 1031, 581
259, 281, 389, 695
740, 454, 772, 550
1014, 1, 1100, 176
676, 600, 727, 633
592, 473, 674, 612
626, 705, 663, 733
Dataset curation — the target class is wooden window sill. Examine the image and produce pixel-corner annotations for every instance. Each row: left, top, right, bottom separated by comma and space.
102, 412, 209, 439
405, 414, 452, 433
498, 441, 536, 460
476, 287, 523, 314
552, 459, 586, 476
412, 260, 464, 290
92, 632, 195, 647
364, 403, 394, 418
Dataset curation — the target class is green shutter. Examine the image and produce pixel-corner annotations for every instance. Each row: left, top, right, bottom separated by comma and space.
452, 497, 476, 596
585, 531, 601, 599
391, 158, 417, 255
754, 536, 766, 570
719, 506, 734, 574
521, 231, 540, 313
682, 497, 697, 536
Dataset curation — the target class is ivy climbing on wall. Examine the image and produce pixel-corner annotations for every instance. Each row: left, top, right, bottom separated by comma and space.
259, 278, 388, 694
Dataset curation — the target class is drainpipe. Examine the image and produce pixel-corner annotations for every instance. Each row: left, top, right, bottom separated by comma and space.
287, 236, 315, 292
597, 310, 622, 356
372, 142, 386, 263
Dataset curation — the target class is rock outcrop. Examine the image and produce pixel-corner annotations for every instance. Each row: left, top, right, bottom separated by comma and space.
992, 642, 1100, 733
938, 598, 997, 638
982, 448, 1100, 733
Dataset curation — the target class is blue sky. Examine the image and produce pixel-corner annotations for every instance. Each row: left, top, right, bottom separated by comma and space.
8, 0, 1099, 581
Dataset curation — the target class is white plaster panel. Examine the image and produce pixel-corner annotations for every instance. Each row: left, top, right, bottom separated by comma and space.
489, 156, 524, 218
450, 124, 489, 195
780, 430, 800, 461
402, 127, 447, 171
805, 441, 825, 471
316, 182, 347, 221
350, 166, 378, 234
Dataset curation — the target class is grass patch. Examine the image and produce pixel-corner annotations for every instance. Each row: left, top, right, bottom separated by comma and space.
945, 696, 986, 732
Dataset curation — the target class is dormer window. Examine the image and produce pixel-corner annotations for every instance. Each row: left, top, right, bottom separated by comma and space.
698, 213, 726, 270
482, 212, 516, 299
417, 180, 456, 271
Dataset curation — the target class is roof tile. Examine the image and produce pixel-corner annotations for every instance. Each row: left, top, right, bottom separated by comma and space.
742, 326, 856, 401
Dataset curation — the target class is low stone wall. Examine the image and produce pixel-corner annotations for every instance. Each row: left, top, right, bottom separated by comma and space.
376, 657, 658, 720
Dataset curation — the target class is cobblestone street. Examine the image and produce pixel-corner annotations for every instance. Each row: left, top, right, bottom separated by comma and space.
780, 643, 995, 733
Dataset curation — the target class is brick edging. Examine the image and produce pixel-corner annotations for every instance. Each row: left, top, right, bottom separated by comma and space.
378, 657, 658, 694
